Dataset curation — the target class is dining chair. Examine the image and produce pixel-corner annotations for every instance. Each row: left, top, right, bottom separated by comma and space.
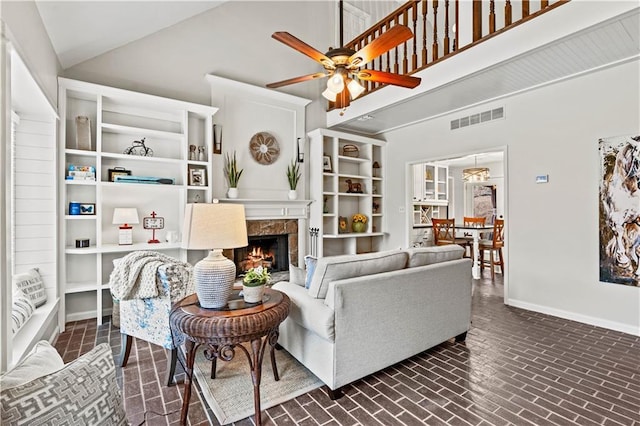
455, 216, 486, 259
432, 218, 456, 245
479, 218, 505, 280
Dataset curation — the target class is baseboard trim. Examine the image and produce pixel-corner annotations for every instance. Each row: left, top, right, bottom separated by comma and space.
507, 298, 639, 337
66, 308, 113, 323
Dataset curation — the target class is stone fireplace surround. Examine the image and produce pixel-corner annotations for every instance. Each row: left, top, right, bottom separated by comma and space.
220, 199, 311, 270
232, 219, 299, 269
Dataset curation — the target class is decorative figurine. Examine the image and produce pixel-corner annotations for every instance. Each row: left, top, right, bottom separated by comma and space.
345, 179, 363, 193
124, 138, 153, 156
198, 146, 206, 161
189, 144, 197, 161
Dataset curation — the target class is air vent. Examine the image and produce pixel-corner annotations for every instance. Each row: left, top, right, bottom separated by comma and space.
451, 107, 504, 130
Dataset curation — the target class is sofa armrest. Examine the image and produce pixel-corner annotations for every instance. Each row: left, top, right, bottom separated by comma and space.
272, 281, 335, 342
324, 259, 472, 388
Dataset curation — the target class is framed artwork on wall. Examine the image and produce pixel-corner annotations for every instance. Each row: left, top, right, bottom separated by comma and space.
598, 134, 640, 286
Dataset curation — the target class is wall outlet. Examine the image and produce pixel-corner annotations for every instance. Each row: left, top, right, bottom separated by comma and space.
399, 206, 405, 213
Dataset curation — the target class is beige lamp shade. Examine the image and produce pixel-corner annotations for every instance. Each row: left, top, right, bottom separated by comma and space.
112, 208, 139, 225
182, 202, 248, 250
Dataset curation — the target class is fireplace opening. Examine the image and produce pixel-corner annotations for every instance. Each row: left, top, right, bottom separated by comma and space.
234, 234, 289, 275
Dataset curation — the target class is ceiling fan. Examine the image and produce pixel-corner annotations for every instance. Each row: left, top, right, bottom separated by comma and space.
266, 2, 421, 111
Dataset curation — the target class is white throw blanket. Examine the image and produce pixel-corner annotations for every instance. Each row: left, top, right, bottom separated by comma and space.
109, 251, 191, 300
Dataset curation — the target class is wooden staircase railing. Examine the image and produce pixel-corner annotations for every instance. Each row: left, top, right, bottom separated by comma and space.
337, 0, 569, 106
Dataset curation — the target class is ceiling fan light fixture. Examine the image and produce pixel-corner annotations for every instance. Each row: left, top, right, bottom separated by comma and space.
347, 78, 365, 99
327, 71, 345, 93
322, 88, 338, 102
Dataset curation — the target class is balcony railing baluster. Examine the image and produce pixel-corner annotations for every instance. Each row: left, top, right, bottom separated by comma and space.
506, 1, 513, 26
489, 0, 496, 34
444, 0, 451, 56
422, 0, 428, 66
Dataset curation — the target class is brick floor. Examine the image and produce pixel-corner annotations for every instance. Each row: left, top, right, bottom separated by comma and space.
54, 271, 640, 425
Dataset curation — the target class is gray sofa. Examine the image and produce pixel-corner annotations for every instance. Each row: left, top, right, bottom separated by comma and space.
272, 245, 472, 397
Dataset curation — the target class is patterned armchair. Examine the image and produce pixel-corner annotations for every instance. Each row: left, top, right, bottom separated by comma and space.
117, 261, 194, 386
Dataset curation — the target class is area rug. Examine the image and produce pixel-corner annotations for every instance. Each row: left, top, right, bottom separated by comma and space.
193, 344, 323, 425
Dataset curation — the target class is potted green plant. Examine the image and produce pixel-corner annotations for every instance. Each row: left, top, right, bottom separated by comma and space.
242, 266, 270, 303
224, 151, 243, 198
286, 159, 301, 200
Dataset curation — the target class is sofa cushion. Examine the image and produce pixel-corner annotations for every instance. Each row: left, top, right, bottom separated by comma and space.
405, 245, 464, 268
307, 250, 408, 299
13, 268, 47, 307
0, 343, 127, 425
11, 289, 35, 334
0, 341, 64, 390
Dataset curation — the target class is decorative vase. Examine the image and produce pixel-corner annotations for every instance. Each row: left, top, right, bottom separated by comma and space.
194, 249, 236, 309
242, 284, 265, 304
227, 188, 238, 199
352, 221, 367, 233
288, 189, 298, 200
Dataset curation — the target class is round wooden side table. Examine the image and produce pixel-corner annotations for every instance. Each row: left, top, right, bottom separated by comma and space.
170, 288, 290, 426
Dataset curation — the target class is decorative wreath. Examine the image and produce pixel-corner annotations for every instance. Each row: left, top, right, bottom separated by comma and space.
249, 132, 280, 165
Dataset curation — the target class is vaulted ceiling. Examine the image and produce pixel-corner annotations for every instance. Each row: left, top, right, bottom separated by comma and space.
35, 1, 228, 68
33, 1, 639, 137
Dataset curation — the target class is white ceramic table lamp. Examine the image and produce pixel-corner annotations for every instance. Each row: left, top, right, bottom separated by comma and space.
182, 201, 248, 308
112, 208, 139, 245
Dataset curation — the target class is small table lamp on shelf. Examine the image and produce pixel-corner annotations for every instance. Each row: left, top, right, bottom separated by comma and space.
182, 201, 248, 309
113, 208, 139, 245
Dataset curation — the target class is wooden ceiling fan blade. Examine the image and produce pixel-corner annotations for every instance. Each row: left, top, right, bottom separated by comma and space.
355, 70, 421, 88
272, 32, 334, 67
348, 25, 413, 67
266, 72, 329, 89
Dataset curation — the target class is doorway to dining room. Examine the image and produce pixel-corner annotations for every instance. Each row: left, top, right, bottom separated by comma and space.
407, 148, 507, 299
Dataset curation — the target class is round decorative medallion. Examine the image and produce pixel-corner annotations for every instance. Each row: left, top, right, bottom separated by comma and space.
249, 132, 280, 165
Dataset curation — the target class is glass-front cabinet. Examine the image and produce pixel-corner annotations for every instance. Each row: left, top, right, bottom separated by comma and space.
412, 163, 449, 226
413, 163, 448, 203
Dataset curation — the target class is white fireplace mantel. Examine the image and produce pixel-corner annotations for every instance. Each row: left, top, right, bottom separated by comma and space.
218, 199, 313, 220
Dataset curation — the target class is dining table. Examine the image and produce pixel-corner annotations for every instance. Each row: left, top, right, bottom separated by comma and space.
414, 222, 494, 279
454, 223, 494, 279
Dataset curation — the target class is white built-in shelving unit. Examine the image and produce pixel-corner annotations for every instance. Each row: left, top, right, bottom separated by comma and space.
58, 78, 218, 329
308, 128, 385, 257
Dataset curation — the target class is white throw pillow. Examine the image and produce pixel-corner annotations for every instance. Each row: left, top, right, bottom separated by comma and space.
0, 340, 64, 390
11, 288, 35, 334
289, 263, 306, 287
13, 268, 47, 307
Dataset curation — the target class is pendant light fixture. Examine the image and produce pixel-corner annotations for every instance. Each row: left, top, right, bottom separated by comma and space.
463, 156, 490, 182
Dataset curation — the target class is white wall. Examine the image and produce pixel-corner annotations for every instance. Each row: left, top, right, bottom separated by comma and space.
383, 59, 640, 335
62, 1, 336, 131
1, 1, 61, 105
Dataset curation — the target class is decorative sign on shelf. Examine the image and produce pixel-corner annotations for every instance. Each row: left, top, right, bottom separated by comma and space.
143, 211, 165, 244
